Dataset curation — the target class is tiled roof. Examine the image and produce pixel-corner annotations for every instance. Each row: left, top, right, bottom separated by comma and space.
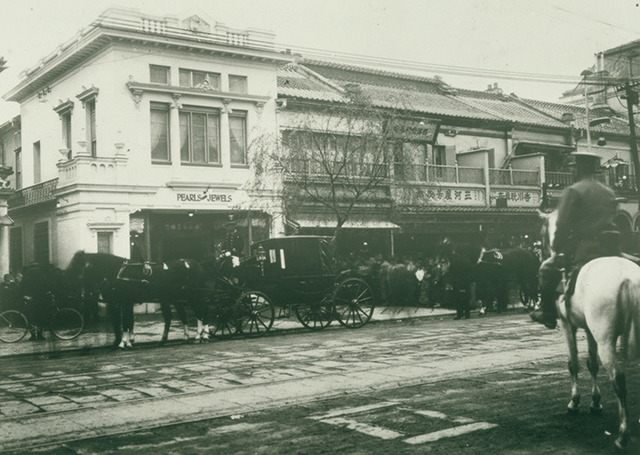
296, 61, 507, 122
279, 60, 575, 129
277, 64, 345, 103
455, 89, 569, 129
522, 98, 630, 136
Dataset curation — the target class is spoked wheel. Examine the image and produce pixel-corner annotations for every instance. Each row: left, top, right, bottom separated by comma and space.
51, 308, 84, 340
333, 277, 375, 328
0, 310, 29, 343
295, 298, 334, 330
209, 304, 240, 339
235, 291, 275, 337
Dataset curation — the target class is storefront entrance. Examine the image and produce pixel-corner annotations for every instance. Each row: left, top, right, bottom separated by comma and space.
129, 211, 270, 262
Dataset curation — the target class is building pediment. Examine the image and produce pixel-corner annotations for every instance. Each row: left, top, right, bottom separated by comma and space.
183, 15, 210, 33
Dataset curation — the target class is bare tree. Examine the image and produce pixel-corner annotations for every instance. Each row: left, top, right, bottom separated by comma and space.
248, 89, 436, 251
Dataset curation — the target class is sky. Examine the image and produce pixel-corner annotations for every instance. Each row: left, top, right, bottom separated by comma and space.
0, 0, 639, 121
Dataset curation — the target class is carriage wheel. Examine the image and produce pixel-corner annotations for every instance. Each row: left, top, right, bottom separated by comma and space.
295, 298, 334, 330
333, 277, 375, 328
0, 310, 29, 343
235, 291, 274, 337
51, 308, 84, 340
209, 304, 240, 339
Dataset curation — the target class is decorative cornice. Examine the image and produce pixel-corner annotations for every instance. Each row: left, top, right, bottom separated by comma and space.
53, 99, 74, 115
76, 86, 99, 105
125, 81, 270, 108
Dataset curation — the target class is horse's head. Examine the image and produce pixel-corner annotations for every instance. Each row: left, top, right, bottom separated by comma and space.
538, 209, 557, 259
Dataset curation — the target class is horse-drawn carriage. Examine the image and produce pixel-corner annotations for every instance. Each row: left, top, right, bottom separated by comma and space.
109, 235, 376, 342
243, 236, 376, 331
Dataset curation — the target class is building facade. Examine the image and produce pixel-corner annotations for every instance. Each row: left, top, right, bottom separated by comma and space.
1, 9, 640, 276
0, 8, 294, 274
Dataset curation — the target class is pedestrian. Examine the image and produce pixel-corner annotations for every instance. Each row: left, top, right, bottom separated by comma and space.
531, 152, 619, 329
221, 216, 244, 257
440, 241, 474, 320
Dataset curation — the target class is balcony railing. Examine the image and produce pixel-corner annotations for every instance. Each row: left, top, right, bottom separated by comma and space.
490, 168, 540, 186
394, 163, 485, 184
288, 159, 390, 180
8, 178, 58, 209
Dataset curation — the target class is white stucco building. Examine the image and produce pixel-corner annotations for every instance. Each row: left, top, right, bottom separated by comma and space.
1, 8, 294, 272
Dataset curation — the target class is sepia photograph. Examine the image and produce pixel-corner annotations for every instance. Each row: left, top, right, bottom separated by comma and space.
0, 0, 639, 453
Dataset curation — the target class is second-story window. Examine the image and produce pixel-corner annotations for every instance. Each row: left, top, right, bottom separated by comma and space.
33, 141, 41, 184
53, 100, 74, 160
179, 69, 220, 90
14, 148, 21, 189
150, 65, 170, 84
62, 112, 72, 159
150, 103, 170, 163
87, 100, 97, 157
229, 112, 247, 165
179, 108, 220, 165
228, 75, 247, 94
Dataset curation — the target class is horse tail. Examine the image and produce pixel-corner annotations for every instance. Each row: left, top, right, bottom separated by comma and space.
618, 277, 640, 359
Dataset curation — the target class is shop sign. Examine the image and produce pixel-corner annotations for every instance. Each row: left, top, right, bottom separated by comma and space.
489, 190, 540, 206
176, 192, 234, 203
395, 186, 485, 206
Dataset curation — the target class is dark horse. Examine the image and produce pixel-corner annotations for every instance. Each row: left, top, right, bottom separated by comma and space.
475, 247, 540, 313
66, 251, 130, 346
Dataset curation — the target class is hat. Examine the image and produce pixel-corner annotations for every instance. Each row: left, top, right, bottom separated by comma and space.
224, 214, 237, 228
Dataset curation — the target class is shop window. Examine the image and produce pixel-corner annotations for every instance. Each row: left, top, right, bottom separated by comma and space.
33, 141, 41, 184
9, 226, 22, 272
33, 221, 49, 264
179, 108, 220, 164
97, 232, 113, 254
179, 69, 220, 90
150, 65, 170, 84
229, 113, 247, 165
228, 75, 247, 94
150, 103, 170, 163
14, 148, 21, 189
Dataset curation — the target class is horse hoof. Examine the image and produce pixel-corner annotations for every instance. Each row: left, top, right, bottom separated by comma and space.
590, 406, 603, 416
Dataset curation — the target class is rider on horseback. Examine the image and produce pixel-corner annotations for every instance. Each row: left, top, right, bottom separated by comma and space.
531, 152, 620, 329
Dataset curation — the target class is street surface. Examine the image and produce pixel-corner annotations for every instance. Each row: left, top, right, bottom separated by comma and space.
0, 311, 638, 454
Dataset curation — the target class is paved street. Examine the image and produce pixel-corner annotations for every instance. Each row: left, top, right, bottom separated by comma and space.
1, 307, 637, 453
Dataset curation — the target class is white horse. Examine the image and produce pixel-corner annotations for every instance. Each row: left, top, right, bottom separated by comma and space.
540, 210, 640, 449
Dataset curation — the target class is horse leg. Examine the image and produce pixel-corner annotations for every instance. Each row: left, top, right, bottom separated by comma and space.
108, 302, 123, 348
122, 302, 134, 349
563, 323, 581, 415
585, 331, 602, 415
598, 342, 630, 449
176, 303, 189, 340
160, 301, 172, 344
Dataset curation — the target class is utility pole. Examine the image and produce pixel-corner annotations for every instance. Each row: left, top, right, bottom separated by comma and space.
622, 54, 640, 209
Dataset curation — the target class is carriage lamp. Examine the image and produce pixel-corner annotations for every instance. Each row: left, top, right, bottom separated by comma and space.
256, 244, 267, 276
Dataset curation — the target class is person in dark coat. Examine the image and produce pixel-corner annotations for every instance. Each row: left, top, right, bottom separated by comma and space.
531, 152, 619, 329
221, 218, 244, 257
437, 238, 475, 319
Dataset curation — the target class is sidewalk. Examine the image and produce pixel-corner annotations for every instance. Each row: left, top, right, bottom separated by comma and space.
0, 303, 526, 359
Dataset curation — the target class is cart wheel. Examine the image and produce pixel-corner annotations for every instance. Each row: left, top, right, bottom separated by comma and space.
0, 310, 29, 343
235, 291, 274, 337
51, 308, 84, 340
333, 277, 375, 328
295, 298, 333, 330
209, 305, 240, 339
